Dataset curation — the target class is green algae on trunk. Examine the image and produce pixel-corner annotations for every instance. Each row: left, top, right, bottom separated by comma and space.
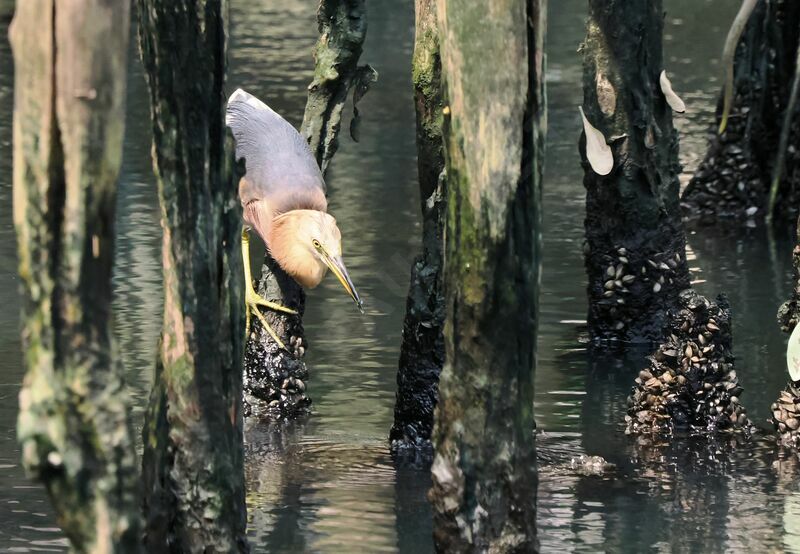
580, 0, 691, 344
137, 0, 248, 550
429, 0, 546, 551
301, 0, 378, 176
11, 0, 141, 550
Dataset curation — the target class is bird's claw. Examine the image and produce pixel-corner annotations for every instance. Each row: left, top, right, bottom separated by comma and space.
245, 290, 298, 315
244, 293, 297, 351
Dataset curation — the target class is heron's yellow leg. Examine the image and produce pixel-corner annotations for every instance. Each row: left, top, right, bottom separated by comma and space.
242, 228, 297, 350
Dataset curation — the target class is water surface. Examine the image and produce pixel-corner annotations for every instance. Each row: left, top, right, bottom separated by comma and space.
2, 1, 799, 552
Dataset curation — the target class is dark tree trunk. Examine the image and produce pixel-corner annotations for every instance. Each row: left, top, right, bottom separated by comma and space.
771, 215, 800, 446
137, 1, 248, 551
11, 1, 141, 550
681, 0, 800, 222
683, 1, 800, 224
390, 0, 446, 457
428, 1, 545, 552
244, 0, 374, 420
778, 217, 800, 334
301, 0, 377, 176
581, 1, 752, 435
580, 0, 691, 344
243, 260, 310, 420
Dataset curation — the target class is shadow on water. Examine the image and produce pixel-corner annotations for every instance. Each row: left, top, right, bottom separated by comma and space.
3, 0, 800, 552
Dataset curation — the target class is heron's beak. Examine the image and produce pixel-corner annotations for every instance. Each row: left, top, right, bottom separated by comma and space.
324, 253, 363, 313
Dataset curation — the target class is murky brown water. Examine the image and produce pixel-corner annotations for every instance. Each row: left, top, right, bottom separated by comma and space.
2, 1, 800, 552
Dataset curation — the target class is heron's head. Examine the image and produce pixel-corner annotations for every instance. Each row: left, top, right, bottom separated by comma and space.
269, 209, 362, 312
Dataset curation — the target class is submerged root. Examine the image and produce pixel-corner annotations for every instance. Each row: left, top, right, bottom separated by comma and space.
625, 289, 753, 435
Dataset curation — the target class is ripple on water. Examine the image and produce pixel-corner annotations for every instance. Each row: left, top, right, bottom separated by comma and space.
244, 433, 415, 553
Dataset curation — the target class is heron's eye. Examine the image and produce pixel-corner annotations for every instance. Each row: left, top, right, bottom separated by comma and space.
312, 239, 321, 249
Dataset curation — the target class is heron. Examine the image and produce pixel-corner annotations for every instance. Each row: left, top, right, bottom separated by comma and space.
226, 88, 362, 349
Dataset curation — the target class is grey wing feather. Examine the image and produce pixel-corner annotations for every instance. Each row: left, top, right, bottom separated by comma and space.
226, 88, 327, 214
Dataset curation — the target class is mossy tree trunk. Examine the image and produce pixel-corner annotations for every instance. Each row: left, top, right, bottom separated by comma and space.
137, 1, 248, 550
301, 0, 377, 176
683, 1, 800, 223
580, 0, 691, 344
11, 1, 141, 551
428, 0, 545, 551
390, 0, 446, 456
245, 0, 375, 420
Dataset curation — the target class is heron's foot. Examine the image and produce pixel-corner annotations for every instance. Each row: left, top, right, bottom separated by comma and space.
245, 289, 298, 350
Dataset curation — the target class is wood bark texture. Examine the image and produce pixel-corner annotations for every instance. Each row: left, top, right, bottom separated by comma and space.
137, 0, 248, 550
580, 0, 691, 344
428, 1, 546, 551
11, 1, 141, 551
301, 0, 377, 176
243, 260, 310, 420
390, 0, 446, 457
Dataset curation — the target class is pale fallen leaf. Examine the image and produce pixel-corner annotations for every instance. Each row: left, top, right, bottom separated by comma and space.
579, 106, 613, 176
660, 70, 686, 113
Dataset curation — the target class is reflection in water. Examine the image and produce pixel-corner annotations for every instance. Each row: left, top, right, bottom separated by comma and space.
114, 11, 163, 411
2, 0, 800, 552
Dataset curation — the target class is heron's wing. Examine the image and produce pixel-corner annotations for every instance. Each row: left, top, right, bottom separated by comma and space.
226, 88, 327, 215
